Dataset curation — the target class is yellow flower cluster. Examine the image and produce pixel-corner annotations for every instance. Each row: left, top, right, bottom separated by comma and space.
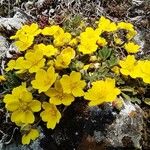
2, 16, 143, 145
42, 25, 72, 47
10, 23, 41, 51
119, 55, 150, 84
78, 16, 138, 54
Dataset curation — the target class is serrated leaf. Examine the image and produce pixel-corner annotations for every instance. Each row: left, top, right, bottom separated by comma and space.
98, 47, 112, 60
107, 55, 118, 67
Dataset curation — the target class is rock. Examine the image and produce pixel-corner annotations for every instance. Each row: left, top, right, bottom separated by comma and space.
93, 100, 143, 149
35, 0, 46, 8
0, 11, 27, 32
0, 36, 19, 59
0, 36, 9, 58
132, 0, 144, 6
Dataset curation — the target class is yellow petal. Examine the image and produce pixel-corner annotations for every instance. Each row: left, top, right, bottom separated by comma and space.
21, 91, 33, 102
22, 134, 30, 145
70, 71, 81, 81
28, 100, 41, 112
11, 110, 24, 123
22, 110, 35, 124
42, 102, 51, 110
3, 94, 17, 104
29, 129, 39, 140
61, 94, 75, 106
40, 111, 49, 121
72, 88, 85, 97
6, 101, 20, 111
47, 119, 57, 129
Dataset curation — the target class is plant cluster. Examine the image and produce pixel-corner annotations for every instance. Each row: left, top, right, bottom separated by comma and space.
0, 16, 149, 145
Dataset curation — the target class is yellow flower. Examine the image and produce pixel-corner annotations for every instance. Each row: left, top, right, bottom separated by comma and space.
97, 37, 107, 47
84, 78, 120, 106
42, 25, 61, 36
22, 129, 39, 145
3, 84, 41, 124
53, 32, 72, 47
11, 23, 41, 40
80, 27, 99, 43
113, 34, 123, 45
134, 60, 150, 83
126, 60, 150, 83
119, 55, 137, 76
43, 26, 72, 47
69, 38, 78, 47
15, 37, 33, 51
140, 61, 150, 84
117, 22, 134, 31
98, 16, 117, 32
55, 47, 75, 69
78, 27, 99, 54
5, 60, 16, 71
14, 57, 28, 73
60, 71, 86, 97
83, 64, 90, 71
0, 75, 6, 82
126, 30, 137, 40
111, 66, 120, 75
11, 23, 41, 51
45, 80, 74, 106
124, 42, 140, 53
128, 60, 142, 79
78, 43, 98, 54
34, 44, 58, 57
6, 57, 29, 72
25, 49, 46, 73
117, 22, 137, 40
40, 102, 61, 129
31, 66, 57, 93
114, 37, 123, 45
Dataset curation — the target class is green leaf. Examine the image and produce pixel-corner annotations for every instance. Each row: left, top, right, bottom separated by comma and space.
98, 47, 112, 60
107, 55, 118, 67
121, 92, 131, 101
130, 97, 141, 104
144, 98, 150, 105
121, 92, 141, 104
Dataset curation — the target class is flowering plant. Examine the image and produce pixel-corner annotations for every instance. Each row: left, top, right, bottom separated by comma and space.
0, 16, 149, 145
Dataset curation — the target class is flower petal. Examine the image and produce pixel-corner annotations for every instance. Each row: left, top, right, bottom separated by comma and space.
28, 100, 41, 112
47, 119, 57, 129
22, 110, 35, 124
6, 101, 20, 111
11, 110, 24, 123
29, 129, 39, 140
22, 134, 30, 145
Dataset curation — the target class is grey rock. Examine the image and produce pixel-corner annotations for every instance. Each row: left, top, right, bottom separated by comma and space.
0, 36, 9, 58
0, 11, 27, 31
